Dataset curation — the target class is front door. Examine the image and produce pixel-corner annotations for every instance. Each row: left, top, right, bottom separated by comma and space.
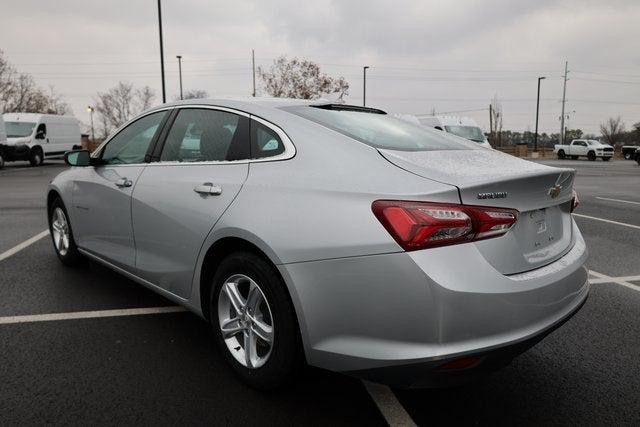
131, 107, 251, 298
72, 111, 167, 269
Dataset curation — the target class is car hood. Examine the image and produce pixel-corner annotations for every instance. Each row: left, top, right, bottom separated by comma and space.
5, 137, 30, 146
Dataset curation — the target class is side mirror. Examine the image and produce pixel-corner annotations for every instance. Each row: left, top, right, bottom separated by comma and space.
35, 131, 46, 140
64, 150, 91, 167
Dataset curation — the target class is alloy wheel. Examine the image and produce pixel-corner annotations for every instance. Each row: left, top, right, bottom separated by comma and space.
217, 274, 274, 369
51, 207, 70, 256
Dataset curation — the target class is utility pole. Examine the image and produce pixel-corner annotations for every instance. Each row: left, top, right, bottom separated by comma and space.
176, 55, 183, 100
363, 66, 369, 107
252, 49, 256, 97
157, 0, 166, 103
560, 61, 568, 144
489, 103, 493, 146
534, 76, 546, 152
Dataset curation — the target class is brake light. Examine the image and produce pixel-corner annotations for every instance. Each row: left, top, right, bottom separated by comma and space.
372, 200, 518, 251
571, 189, 579, 212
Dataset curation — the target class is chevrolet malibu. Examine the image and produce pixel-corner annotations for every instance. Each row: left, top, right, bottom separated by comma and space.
47, 99, 589, 389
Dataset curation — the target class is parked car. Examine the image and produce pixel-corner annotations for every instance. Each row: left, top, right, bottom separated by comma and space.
635, 147, 640, 165
1, 113, 81, 166
622, 145, 639, 160
415, 115, 492, 148
48, 99, 589, 389
0, 115, 7, 168
554, 139, 614, 161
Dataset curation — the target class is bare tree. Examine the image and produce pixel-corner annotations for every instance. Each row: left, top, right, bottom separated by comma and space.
599, 116, 625, 146
632, 121, 640, 141
0, 50, 69, 114
490, 95, 503, 146
174, 89, 209, 100
258, 56, 349, 100
94, 81, 156, 138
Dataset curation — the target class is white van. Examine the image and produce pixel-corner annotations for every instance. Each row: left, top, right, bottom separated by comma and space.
1, 113, 81, 167
416, 115, 492, 148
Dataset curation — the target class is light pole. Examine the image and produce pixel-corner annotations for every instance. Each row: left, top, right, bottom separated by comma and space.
86, 106, 95, 141
157, 0, 166, 103
363, 66, 369, 107
176, 55, 183, 100
534, 76, 545, 152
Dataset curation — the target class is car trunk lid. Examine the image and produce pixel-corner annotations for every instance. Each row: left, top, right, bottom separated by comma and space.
379, 148, 576, 274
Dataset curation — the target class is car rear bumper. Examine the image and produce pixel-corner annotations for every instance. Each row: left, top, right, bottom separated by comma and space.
347, 288, 587, 388
279, 220, 589, 385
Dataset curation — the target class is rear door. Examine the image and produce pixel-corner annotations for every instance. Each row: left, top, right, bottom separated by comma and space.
72, 110, 168, 269
572, 140, 587, 156
131, 107, 251, 298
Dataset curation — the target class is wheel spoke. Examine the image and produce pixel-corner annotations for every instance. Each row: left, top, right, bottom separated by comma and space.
250, 317, 273, 344
223, 282, 245, 315
220, 317, 244, 338
243, 329, 255, 368
245, 282, 263, 313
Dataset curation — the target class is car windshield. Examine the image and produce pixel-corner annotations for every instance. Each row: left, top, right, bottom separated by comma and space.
444, 125, 485, 143
282, 106, 469, 151
6, 121, 36, 138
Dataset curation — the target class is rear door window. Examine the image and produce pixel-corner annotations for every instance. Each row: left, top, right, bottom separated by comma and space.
251, 120, 285, 159
160, 108, 250, 162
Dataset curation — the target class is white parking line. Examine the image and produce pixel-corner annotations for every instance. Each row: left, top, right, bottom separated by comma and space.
0, 230, 49, 262
362, 381, 416, 427
588, 270, 640, 291
0, 306, 187, 325
595, 197, 640, 206
573, 214, 640, 230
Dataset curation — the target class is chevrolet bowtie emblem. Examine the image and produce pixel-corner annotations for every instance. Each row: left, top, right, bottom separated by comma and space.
548, 184, 562, 198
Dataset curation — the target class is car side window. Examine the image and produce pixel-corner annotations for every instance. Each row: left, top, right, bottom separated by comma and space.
160, 109, 250, 162
101, 111, 165, 165
251, 120, 285, 159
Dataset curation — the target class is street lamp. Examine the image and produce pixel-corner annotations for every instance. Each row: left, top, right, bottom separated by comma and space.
534, 76, 546, 152
363, 66, 370, 107
157, 0, 166, 103
176, 55, 183, 100
86, 106, 95, 141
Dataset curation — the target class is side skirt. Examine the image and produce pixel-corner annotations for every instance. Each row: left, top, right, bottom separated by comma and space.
77, 248, 202, 316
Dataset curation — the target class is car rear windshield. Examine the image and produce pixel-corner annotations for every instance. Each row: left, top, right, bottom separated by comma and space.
281, 105, 470, 152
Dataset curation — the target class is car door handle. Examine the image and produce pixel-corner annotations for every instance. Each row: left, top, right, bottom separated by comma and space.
115, 177, 133, 188
194, 183, 222, 196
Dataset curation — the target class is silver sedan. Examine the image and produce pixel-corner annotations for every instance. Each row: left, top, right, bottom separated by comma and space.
47, 99, 589, 389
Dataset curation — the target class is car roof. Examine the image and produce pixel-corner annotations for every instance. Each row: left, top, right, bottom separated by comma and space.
157, 97, 331, 112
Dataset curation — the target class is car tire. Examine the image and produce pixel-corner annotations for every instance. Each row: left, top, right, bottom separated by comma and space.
602, 157, 611, 161
29, 147, 44, 166
557, 150, 566, 159
49, 197, 83, 266
587, 151, 596, 161
210, 251, 303, 390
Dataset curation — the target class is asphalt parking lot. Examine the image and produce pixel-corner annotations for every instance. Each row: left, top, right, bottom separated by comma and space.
1, 158, 638, 426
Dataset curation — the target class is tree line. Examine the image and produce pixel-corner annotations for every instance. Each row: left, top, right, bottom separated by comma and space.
0, 50, 69, 114
1, 50, 636, 146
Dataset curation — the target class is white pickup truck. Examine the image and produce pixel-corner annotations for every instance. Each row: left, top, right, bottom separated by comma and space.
554, 139, 614, 161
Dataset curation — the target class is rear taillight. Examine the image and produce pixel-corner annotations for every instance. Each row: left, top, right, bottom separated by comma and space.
571, 189, 579, 212
372, 200, 518, 251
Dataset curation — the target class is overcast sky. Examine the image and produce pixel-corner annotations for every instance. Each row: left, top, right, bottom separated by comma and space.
1, 0, 639, 135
